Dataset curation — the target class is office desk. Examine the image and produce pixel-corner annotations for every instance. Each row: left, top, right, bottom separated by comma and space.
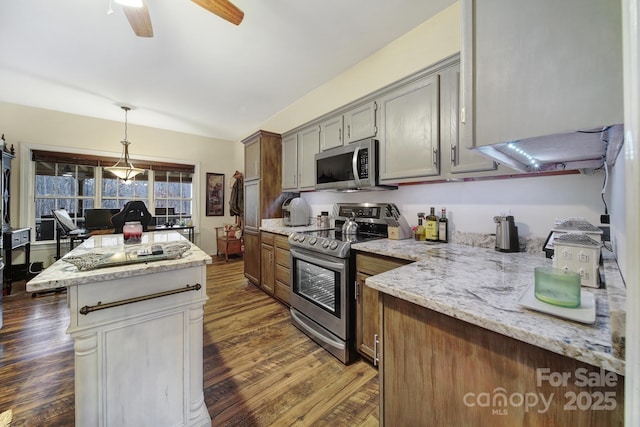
56, 226, 195, 260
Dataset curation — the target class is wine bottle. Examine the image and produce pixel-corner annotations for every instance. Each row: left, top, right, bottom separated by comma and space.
425, 207, 438, 241
439, 207, 449, 243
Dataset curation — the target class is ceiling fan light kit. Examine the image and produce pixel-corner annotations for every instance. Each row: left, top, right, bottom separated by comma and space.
105, 106, 145, 183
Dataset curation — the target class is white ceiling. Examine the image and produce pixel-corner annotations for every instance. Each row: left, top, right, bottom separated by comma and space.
0, 0, 455, 141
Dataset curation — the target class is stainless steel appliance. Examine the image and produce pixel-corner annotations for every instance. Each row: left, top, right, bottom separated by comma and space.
314, 138, 397, 192
494, 215, 519, 252
288, 202, 401, 363
282, 197, 310, 226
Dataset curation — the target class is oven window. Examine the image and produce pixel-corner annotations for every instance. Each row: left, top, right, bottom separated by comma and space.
294, 259, 341, 316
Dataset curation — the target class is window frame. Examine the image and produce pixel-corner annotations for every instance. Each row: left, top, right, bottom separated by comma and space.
21, 143, 200, 244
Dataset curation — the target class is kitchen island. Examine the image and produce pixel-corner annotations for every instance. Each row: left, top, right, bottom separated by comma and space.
27, 231, 212, 427
353, 238, 625, 426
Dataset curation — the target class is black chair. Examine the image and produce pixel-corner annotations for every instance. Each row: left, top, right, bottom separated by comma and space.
111, 201, 152, 233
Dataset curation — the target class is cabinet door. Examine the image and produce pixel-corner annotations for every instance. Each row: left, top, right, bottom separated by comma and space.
355, 272, 379, 363
344, 102, 377, 143
282, 134, 298, 190
244, 180, 259, 231
260, 243, 274, 294
244, 138, 261, 181
243, 231, 260, 285
440, 64, 496, 175
461, 0, 622, 150
378, 74, 440, 182
297, 125, 320, 190
319, 116, 343, 151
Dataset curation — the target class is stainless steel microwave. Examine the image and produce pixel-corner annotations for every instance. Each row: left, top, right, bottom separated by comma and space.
314, 138, 397, 191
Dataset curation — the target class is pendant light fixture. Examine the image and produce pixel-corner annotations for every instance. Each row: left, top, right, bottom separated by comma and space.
105, 106, 145, 183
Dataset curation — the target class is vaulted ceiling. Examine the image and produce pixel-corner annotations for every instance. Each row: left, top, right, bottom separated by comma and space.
0, 0, 456, 140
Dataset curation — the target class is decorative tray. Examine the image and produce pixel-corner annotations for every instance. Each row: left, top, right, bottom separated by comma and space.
517, 284, 596, 324
62, 243, 191, 271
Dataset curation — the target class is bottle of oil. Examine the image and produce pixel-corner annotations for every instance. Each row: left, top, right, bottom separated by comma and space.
438, 207, 449, 242
425, 207, 439, 241
415, 213, 426, 241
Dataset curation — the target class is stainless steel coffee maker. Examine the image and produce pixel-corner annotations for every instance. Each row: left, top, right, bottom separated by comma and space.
494, 215, 520, 252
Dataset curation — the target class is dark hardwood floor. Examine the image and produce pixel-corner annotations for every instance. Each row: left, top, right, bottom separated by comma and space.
0, 258, 379, 426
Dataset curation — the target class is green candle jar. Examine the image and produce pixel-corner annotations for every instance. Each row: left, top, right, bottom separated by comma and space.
534, 267, 582, 308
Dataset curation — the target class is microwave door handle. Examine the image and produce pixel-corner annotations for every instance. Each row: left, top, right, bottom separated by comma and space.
352, 147, 362, 188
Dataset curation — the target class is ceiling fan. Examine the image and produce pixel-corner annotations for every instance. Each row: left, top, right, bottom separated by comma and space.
116, 0, 244, 38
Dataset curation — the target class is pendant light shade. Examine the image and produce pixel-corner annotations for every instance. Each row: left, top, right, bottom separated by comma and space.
105, 106, 145, 182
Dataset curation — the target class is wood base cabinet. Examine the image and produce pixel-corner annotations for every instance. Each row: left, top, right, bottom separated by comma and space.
379, 295, 624, 426
355, 252, 410, 363
242, 130, 283, 286
260, 232, 291, 305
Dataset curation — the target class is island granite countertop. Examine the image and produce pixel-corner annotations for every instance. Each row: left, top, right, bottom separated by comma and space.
352, 238, 625, 375
27, 231, 212, 293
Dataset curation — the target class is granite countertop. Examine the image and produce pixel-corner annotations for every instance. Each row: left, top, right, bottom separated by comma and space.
26, 231, 212, 292
353, 238, 626, 375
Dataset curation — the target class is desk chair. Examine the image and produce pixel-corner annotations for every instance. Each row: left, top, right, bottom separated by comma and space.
215, 220, 244, 262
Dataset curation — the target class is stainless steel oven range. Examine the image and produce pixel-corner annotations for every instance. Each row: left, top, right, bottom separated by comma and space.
288, 202, 401, 364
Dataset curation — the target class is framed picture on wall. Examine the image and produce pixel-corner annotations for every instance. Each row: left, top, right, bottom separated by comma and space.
206, 173, 225, 216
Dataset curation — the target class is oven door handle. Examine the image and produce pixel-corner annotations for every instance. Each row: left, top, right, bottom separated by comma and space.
290, 248, 346, 271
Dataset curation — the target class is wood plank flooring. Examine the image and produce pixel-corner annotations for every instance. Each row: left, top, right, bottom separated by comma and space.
0, 258, 379, 426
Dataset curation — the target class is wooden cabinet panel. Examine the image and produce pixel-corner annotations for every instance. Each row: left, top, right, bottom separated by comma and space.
241, 130, 282, 286
355, 252, 411, 363
260, 242, 274, 294
243, 231, 260, 285
380, 295, 624, 426
274, 281, 290, 305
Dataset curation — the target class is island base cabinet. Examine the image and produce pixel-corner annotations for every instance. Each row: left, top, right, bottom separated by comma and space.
67, 265, 211, 427
380, 295, 624, 427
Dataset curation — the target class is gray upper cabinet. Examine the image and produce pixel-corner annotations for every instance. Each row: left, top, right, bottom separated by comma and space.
460, 0, 623, 150
439, 63, 497, 176
281, 134, 298, 190
319, 116, 343, 151
244, 138, 261, 181
319, 101, 377, 152
297, 125, 320, 190
378, 74, 440, 183
344, 102, 377, 144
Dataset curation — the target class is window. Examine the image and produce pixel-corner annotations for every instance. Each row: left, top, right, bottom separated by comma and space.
153, 171, 193, 226
31, 150, 196, 242
34, 162, 96, 241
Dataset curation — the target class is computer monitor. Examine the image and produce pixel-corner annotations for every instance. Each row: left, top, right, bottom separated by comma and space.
84, 208, 119, 230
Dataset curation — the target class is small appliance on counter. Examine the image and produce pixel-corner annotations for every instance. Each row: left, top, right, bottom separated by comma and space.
543, 217, 603, 259
494, 215, 519, 252
282, 197, 310, 226
552, 233, 601, 288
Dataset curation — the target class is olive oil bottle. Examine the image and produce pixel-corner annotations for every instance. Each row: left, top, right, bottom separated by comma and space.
415, 213, 426, 241
425, 207, 439, 241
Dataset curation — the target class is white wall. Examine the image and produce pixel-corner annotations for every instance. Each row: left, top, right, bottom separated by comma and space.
299, 172, 606, 240
0, 101, 244, 260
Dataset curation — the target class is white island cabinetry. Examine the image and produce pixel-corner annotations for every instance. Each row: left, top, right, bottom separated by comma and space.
27, 231, 212, 427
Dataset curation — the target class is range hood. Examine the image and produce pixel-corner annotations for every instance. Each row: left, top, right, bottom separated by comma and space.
473, 124, 625, 173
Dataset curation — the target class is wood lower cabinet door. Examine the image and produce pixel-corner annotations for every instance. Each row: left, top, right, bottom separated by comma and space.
244, 231, 260, 285
356, 272, 379, 363
261, 242, 274, 295
380, 294, 624, 427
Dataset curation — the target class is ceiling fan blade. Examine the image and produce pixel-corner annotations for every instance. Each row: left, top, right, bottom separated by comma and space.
191, 0, 244, 25
122, 0, 154, 37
